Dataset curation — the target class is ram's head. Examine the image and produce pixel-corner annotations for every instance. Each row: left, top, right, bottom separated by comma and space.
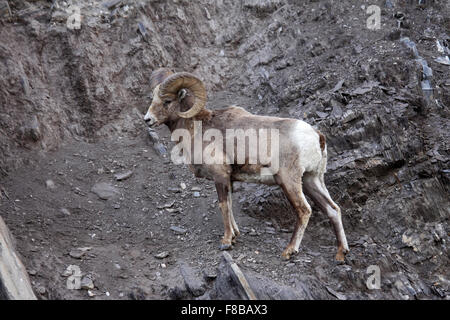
144, 70, 207, 127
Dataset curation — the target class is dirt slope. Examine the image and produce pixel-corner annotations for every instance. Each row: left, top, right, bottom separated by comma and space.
0, 0, 449, 299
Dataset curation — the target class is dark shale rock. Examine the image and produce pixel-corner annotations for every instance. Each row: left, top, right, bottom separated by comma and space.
202, 252, 333, 300
179, 262, 206, 297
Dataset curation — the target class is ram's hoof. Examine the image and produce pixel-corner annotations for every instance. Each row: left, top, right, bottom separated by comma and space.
336, 246, 349, 263
335, 248, 349, 263
281, 247, 298, 260
219, 243, 232, 251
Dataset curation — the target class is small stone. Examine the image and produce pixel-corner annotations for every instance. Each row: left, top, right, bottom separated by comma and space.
60, 208, 71, 216
352, 87, 372, 95
331, 103, 343, 118
69, 249, 84, 259
170, 226, 187, 234
326, 286, 347, 300
157, 200, 175, 209
28, 269, 37, 276
91, 182, 120, 200
204, 7, 211, 20
69, 247, 91, 259
203, 269, 217, 281
331, 79, 345, 92
180, 182, 187, 190
315, 111, 328, 119
153, 142, 167, 156
28, 116, 41, 141
137, 22, 147, 37
191, 186, 201, 191
265, 227, 276, 234
81, 276, 95, 290
435, 56, 450, 66
114, 170, 133, 181
402, 231, 421, 252
46, 180, 56, 189
193, 191, 201, 198
104, 0, 123, 10
341, 110, 361, 123
113, 203, 121, 209
37, 286, 46, 295
147, 128, 160, 143
154, 251, 170, 259
286, 262, 295, 267
62, 265, 81, 277
129, 249, 141, 259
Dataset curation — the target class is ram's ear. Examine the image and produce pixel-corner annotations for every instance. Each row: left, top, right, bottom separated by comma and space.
178, 89, 187, 102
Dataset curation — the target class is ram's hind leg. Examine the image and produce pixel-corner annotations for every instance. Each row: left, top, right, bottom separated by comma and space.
303, 173, 349, 261
227, 186, 240, 239
276, 169, 312, 260
215, 178, 238, 250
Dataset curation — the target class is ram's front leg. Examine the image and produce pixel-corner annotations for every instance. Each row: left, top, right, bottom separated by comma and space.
215, 179, 235, 250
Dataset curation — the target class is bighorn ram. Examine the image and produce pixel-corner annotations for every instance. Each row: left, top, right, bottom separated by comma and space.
144, 68, 349, 261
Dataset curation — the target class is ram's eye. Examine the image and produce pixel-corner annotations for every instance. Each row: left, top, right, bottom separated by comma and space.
164, 100, 171, 106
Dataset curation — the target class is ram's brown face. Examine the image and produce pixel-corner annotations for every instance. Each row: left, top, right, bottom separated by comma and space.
144, 85, 174, 127
143, 71, 207, 127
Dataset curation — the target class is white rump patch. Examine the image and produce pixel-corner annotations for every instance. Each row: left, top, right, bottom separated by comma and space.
290, 121, 322, 173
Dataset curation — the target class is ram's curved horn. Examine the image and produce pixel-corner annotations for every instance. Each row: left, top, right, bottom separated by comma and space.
159, 72, 207, 118
149, 68, 175, 91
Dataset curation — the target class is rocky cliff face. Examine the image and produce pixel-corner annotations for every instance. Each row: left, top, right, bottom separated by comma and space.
0, 0, 448, 299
